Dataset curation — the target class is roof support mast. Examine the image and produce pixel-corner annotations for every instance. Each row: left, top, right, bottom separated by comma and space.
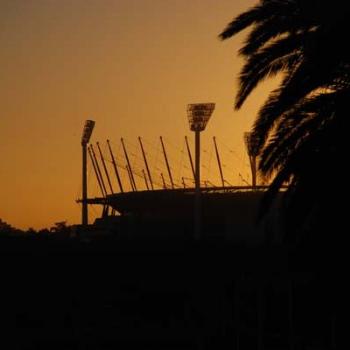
88, 146, 106, 197
142, 169, 150, 190
160, 136, 174, 189
213, 136, 225, 188
97, 142, 114, 194
90, 144, 108, 196
106, 140, 124, 193
121, 138, 137, 191
160, 173, 167, 189
126, 164, 136, 191
138, 137, 154, 190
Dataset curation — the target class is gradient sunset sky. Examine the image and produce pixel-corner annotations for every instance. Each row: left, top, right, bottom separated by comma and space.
0, 0, 279, 230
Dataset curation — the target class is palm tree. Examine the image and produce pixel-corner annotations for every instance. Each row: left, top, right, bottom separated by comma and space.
220, 0, 350, 239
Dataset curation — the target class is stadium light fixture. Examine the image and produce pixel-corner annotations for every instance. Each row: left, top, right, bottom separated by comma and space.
81, 120, 95, 145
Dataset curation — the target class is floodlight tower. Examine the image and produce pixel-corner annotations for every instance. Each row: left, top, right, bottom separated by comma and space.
187, 103, 215, 239
244, 131, 259, 188
81, 120, 95, 226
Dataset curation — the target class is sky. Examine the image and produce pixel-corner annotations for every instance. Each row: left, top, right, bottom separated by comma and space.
0, 0, 279, 230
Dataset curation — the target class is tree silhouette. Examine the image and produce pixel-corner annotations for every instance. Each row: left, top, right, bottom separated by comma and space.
220, 0, 350, 242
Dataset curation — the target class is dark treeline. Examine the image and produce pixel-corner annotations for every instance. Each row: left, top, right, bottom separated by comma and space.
0, 219, 75, 238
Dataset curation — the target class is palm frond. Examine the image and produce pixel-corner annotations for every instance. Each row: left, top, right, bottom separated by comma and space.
260, 92, 337, 174
235, 33, 304, 108
219, 0, 296, 40
239, 9, 308, 56
252, 56, 337, 150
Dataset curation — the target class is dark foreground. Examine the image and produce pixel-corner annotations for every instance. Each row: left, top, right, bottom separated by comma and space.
0, 235, 336, 349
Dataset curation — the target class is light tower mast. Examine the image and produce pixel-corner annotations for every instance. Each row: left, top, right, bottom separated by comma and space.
187, 103, 215, 239
244, 131, 259, 188
81, 120, 95, 226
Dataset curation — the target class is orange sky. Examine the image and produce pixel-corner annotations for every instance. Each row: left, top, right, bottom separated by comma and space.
0, 0, 279, 230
